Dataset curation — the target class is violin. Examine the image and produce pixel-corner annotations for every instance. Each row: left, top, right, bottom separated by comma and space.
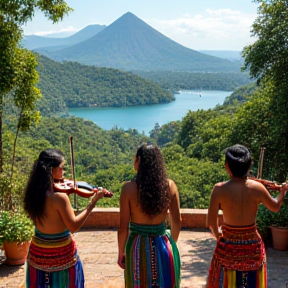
248, 177, 284, 191
248, 147, 287, 192
53, 178, 113, 198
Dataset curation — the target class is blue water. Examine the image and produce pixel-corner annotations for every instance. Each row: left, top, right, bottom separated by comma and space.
68, 90, 232, 135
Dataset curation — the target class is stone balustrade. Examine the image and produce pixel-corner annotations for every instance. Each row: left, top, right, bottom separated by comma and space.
83, 208, 223, 229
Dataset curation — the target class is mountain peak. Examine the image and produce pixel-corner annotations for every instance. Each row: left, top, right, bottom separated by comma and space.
121, 12, 139, 18
109, 11, 145, 27
36, 12, 240, 72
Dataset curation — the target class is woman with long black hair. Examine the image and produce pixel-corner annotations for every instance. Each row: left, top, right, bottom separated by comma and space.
24, 148, 105, 288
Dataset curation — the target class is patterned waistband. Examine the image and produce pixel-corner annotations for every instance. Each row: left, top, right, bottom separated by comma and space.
221, 224, 258, 238
129, 222, 167, 236
214, 224, 266, 271
27, 229, 78, 272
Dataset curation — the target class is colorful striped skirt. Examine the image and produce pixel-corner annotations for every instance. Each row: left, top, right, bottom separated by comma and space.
26, 228, 84, 288
207, 224, 267, 288
125, 222, 181, 288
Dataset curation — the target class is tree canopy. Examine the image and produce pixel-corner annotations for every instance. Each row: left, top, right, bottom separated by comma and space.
0, 0, 72, 210
242, 0, 288, 86
242, 0, 288, 181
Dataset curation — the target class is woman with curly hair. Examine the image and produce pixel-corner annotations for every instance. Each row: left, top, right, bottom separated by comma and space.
117, 143, 181, 288
24, 148, 105, 288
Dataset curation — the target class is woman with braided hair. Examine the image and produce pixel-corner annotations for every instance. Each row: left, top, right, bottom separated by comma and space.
117, 143, 181, 288
24, 148, 105, 288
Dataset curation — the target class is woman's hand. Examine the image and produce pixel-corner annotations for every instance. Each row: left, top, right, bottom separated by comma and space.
280, 183, 288, 194
90, 190, 105, 206
117, 253, 125, 269
92, 187, 113, 198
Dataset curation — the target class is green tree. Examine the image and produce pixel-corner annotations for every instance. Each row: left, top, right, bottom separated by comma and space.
242, 0, 288, 85
242, 0, 288, 181
0, 0, 72, 172
149, 123, 161, 141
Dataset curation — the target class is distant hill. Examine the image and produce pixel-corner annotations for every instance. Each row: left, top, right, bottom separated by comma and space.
199, 50, 243, 62
36, 12, 241, 72
35, 55, 174, 116
133, 70, 253, 91
23, 24, 106, 50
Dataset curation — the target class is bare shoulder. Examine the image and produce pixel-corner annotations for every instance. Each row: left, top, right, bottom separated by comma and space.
210, 181, 228, 199
213, 181, 227, 192
168, 178, 176, 187
50, 192, 70, 205
121, 180, 137, 196
246, 178, 265, 189
168, 179, 178, 195
246, 178, 269, 198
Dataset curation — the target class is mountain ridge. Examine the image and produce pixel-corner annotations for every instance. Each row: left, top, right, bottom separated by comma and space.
23, 24, 106, 50
35, 12, 241, 72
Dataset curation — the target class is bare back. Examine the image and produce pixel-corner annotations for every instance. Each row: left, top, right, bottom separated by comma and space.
125, 179, 174, 225
215, 178, 260, 226
207, 177, 284, 238
34, 191, 72, 234
119, 178, 181, 241
118, 176, 181, 268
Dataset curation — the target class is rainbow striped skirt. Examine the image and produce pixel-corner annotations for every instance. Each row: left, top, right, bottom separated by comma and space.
125, 222, 181, 288
26, 228, 84, 288
208, 224, 267, 288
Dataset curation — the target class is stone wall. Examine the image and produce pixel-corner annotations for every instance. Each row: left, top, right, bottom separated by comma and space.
83, 208, 223, 229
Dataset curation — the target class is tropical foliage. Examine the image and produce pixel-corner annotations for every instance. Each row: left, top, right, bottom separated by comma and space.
1, 0, 288, 239
36, 56, 175, 116
0, 0, 72, 212
134, 71, 253, 92
0, 210, 34, 244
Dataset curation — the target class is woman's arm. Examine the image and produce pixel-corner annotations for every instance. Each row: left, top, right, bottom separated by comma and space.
117, 183, 131, 269
55, 191, 104, 234
169, 180, 181, 242
207, 185, 221, 239
259, 183, 288, 212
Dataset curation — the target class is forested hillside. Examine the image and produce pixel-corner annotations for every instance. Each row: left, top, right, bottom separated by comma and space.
36, 55, 174, 116
2, 83, 260, 210
133, 71, 253, 91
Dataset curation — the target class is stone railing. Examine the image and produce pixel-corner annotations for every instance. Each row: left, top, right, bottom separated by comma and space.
83, 208, 223, 229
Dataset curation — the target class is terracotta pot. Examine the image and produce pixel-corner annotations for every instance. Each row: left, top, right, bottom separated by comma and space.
3, 241, 30, 265
270, 226, 288, 251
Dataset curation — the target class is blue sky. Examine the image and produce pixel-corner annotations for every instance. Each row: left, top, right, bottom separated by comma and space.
23, 0, 259, 51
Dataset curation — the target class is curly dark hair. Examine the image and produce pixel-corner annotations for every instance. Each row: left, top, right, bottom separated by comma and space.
135, 143, 170, 216
24, 149, 64, 224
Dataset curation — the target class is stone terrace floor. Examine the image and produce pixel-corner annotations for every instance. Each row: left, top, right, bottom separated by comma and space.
0, 229, 288, 288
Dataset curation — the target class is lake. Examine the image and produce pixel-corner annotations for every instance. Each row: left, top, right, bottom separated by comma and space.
68, 90, 232, 135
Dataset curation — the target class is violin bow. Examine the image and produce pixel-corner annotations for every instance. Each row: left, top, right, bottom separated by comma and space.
257, 146, 265, 179
69, 136, 77, 209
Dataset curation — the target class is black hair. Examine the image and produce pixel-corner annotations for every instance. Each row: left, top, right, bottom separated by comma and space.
225, 144, 252, 177
24, 149, 65, 224
135, 143, 170, 216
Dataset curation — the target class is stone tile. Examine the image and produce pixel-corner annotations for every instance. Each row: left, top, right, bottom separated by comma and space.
1, 229, 287, 288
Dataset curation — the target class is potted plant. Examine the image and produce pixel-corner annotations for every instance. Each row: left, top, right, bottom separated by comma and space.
256, 197, 288, 250
0, 210, 34, 265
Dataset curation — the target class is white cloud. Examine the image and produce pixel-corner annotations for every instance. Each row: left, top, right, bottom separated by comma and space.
31, 26, 79, 36
146, 9, 257, 50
